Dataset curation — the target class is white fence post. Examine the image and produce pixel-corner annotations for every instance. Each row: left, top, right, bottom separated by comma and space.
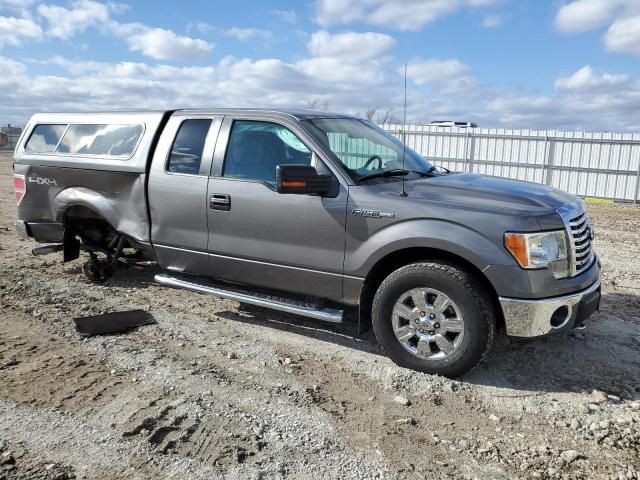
545, 135, 555, 186
467, 132, 476, 173
635, 156, 640, 204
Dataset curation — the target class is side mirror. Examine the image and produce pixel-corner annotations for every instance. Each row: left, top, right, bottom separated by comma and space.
276, 164, 331, 195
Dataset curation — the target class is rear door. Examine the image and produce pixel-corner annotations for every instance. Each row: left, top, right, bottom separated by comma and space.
206, 117, 348, 301
148, 113, 222, 275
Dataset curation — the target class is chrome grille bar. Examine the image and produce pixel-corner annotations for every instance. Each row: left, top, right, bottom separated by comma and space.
557, 201, 595, 277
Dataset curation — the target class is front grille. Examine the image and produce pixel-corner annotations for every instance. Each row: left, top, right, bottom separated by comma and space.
568, 211, 594, 276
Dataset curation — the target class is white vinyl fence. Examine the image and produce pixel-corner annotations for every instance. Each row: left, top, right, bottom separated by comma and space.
383, 124, 640, 203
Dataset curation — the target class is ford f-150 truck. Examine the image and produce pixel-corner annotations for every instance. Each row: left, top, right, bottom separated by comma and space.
12, 109, 601, 377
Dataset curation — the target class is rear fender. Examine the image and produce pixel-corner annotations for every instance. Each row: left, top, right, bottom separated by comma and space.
53, 186, 148, 241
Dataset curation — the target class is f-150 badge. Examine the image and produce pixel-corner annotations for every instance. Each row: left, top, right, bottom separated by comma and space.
351, 208, 395, 219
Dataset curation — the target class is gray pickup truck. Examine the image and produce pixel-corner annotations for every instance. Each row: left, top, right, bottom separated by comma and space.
12, 109, 601, 377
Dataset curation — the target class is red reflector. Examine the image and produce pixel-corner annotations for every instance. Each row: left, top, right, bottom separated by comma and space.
14, 174, 25, 205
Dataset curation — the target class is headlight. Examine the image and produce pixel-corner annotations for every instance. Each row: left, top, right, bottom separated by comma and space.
505, 230, 569, 279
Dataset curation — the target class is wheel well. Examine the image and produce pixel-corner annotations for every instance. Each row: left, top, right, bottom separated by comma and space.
359, 247, 504, 332
63, 206, 119, 250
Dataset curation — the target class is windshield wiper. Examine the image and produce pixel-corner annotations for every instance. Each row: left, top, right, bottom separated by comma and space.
357, 168, 435, 182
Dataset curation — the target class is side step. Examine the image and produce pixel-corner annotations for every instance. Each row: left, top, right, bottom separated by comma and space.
154, 273, 343, 323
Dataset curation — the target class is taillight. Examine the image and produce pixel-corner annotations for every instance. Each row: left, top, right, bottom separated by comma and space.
14, 174, 25, 205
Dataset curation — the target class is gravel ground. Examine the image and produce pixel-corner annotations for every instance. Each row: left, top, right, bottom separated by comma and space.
0, 151, 639, 480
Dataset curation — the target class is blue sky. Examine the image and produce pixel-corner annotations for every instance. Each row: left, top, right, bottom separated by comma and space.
1, 0, 640, 131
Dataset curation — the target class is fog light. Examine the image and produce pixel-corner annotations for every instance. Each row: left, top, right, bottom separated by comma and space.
550, 306, 570, 328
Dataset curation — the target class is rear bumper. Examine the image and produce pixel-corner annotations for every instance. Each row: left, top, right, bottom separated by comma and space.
499, 277, 601, 337
15, 220, 29, 240
14, 220, 64, 243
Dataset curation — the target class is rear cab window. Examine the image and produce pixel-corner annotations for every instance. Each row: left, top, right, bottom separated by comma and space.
166, 119, 212, 175
24, 123, 144, 158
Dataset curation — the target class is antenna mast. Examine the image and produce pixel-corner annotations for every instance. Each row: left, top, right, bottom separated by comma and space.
400, 62, 408, 197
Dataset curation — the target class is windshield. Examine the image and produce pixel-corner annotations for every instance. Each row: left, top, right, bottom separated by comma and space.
304, 118, 434, 181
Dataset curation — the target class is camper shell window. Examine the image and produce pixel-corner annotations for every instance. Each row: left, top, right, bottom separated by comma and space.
25, 123, 144, 158
24, 124, 67, 153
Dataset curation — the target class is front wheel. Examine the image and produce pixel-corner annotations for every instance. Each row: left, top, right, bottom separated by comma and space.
372, 261, 496, 378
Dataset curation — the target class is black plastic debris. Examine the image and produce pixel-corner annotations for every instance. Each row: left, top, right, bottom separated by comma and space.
73, 310, 156, 336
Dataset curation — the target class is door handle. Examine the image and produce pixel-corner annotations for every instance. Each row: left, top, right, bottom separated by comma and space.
210, 193, 231, 211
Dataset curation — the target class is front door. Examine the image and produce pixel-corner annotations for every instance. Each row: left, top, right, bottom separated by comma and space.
206, 118, 348, 301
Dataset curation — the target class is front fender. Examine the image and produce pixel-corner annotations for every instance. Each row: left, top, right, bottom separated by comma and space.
346, 219, 515, 278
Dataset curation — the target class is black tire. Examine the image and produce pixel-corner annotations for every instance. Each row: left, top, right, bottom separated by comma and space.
372, 261, 496, 378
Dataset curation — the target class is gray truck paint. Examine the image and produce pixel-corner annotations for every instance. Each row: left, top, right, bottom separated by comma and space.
13, 108, 600, 336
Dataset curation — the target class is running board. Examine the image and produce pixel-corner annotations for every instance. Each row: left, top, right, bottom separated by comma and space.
154, 273, 343, 323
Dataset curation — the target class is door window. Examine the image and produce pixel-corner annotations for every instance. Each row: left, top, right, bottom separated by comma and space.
167, 119, 212, 174
223, 120, 312, 185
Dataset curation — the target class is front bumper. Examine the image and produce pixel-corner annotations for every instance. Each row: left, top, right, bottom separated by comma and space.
499, 277, 601, 337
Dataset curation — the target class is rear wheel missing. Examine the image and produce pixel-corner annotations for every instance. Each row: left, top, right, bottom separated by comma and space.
82, 253, 114, 283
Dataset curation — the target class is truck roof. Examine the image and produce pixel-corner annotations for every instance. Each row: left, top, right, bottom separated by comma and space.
179, 108, 355, 120
15, 108, 358, 174
27, 108, 356, 122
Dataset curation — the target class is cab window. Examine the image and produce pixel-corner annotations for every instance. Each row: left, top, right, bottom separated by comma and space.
223, 120, 312, 185
167, 119, 212, 174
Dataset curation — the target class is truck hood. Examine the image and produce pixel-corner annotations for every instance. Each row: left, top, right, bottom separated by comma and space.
400, 173, 577, 212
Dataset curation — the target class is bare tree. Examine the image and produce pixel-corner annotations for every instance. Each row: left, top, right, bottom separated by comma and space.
307, 98, 331, 111
375, 108, 394, 125
365, 108, 378, 121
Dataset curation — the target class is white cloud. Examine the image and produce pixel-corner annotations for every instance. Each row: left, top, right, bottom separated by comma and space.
405, 58, 476, 94
187, 21, 214, 35
554, 0, 640, 55
315, 0, 501, 31
554, 0, 625, 33
0, 15, 42, 46
37, 0, 111, 39
126, 27, 214, 60
272, 9, 298, 24
482, 14, 502, 28
307, 30, 395, 61
224, 27, 271, 41
34, 1, 214, 60
105, 1, 129, 14
555, 66, 629, 92
5, 50, 640, 132
604, 15, 640, 55
296, 31, 396, 88
0, 28, 401, 125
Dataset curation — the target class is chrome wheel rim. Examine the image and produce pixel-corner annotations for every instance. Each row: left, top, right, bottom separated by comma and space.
391, 288, 465, 360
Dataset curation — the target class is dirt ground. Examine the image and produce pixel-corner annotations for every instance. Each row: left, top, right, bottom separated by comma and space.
0, 151, 638, 480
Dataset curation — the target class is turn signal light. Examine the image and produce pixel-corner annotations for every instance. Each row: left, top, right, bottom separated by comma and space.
281, 181, 306, 187
504, 232, 529, 267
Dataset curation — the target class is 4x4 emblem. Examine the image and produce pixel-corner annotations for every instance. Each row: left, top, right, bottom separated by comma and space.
28, 175, 58, 186
351, 208, 395, 219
